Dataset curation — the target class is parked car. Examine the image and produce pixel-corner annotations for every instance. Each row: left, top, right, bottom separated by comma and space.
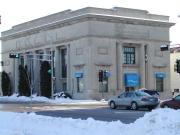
160, 93, 180, 109
138, 89, 160, 99
108, 90, 159, 110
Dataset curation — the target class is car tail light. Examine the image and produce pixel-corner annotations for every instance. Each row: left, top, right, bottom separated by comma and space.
141, 97, 149, 101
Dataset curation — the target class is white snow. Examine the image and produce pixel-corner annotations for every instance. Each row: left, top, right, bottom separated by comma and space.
0, 94, 107, 104
0, 95, 179, 135
0, 109, 179, 135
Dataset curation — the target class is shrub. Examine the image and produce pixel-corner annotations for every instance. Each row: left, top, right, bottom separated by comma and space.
1, 71, 12, 96
18, 65, 30, 96
40, 61, 51, 98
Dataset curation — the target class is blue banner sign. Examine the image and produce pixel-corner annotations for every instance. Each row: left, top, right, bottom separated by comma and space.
74, 71, 83, 78
124, 73, 139, 87
154, 72, 166, 78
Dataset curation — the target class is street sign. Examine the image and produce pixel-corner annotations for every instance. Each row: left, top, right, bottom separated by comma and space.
160, 45, 169, 51
9, 53, 20, 58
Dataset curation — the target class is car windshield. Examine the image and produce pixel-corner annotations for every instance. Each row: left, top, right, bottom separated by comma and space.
175, 95, 180, 100
135, 91, 151, 97
144, 90, 159, 95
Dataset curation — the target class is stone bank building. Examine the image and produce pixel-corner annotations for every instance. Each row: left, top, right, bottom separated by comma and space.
1, 7, 174, 99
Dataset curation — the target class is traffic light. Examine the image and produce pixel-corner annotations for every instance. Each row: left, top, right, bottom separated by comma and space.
48, 69, 52, 74
103, 70, 108, 80
99, 70, 103, 82
176, 60, 180, 73
9, 53, 20, 58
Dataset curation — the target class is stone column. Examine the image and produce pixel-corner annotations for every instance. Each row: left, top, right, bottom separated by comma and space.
33, 51, 40, 95
117, 41, 123, 91
14, 58, 19, 93
67, 44, 71, 93
23, 53, 28, 66
59, 48, 62, 91
50, 48, 55, 96
54, 47, 61, 92
43, 48, 49, 61
140, 44, 146, 88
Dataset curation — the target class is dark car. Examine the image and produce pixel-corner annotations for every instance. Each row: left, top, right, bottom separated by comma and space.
139, 89, 160, 99
160, 94, 180, 109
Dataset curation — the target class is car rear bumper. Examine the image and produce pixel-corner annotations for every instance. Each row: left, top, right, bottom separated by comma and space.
138, 101, 159, 107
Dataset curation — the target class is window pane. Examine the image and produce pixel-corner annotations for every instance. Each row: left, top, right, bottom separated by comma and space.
99, 75, 108, 92
61, 49, 67, 78
123, 47, 135, 64
156, 78, 163, 92
77, 78, 84, 93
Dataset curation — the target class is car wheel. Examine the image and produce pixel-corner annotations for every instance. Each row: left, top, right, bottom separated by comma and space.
110, 101, 116, 109
163, 105, 169, 108
148, 107, 155, 111
131, 102, 138, 110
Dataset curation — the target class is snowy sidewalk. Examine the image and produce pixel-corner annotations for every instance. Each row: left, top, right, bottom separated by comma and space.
0, 94, 108, 106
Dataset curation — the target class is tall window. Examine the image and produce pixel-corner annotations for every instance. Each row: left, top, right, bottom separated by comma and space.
156, 78, 163, 92
19, 55, 24, 66
62, 82, 67, 91
99, 70, 108, 93
77, 77, 84, 93
123, 47, 135, 64
61, 49, 67, 78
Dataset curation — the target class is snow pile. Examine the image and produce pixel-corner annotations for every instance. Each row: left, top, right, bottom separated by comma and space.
131, 108, 180, 135
0, 94, 107, 104
0, 109, 179, 135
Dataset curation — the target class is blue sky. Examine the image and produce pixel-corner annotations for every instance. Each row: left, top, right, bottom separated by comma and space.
0, 0, 180, 44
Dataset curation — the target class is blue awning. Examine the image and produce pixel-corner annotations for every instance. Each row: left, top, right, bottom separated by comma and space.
124, 73, 139, 87
154, 72, 166, 78
74, 71, 83, 78
104, 71, 111, 77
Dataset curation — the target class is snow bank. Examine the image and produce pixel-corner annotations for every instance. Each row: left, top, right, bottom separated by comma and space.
0, 109, 179, 135
0, 94, 106, 104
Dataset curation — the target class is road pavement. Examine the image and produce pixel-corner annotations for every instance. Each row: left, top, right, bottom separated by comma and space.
0, 102, 147, 124
36, 107, 147, 124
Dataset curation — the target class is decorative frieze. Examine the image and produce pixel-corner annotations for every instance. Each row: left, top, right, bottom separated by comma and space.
76, 48, 83, 55
1, 14, 174, 41
98, 47, 108, 55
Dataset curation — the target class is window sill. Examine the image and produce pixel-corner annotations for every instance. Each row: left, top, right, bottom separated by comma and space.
123, 64, 138, 67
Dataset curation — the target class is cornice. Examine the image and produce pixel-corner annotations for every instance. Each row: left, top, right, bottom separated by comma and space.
1, 34, 171, 54
1, 13, 175, 41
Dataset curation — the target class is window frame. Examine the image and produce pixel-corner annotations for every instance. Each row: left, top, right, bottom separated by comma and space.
77, 77, 84, 93
61, 49, 67, 78
123, 46, 136, 64
156, 77, 164, 92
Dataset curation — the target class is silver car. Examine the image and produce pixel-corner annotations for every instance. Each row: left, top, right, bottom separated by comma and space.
108, 90, 159, 110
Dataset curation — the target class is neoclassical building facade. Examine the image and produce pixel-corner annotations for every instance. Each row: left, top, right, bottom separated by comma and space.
1, 7, 174, 99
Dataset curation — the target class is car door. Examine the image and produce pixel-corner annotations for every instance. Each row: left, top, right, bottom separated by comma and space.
116, 93, 126, 106
173, 95, 180, 109
123, 92, 134, 106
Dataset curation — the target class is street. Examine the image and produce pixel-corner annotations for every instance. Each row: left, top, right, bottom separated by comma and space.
0, 103, 147, 124
36, 107, 147, 124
